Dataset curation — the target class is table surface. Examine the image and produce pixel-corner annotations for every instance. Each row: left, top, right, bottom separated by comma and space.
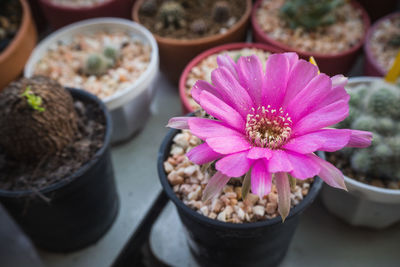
38, 57, 400, 267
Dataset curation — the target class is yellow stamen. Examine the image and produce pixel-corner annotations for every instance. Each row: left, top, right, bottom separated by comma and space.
385, 51, 400, 84
309, 56, 320, 74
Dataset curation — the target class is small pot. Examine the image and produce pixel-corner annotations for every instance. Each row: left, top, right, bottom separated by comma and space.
251, 0, 370, 76
24, 18, 159, 144
364, 12, 400, 77
132, 0, 252, 84
0, 88, 119, 252
321, 77, 400, 229
179, 42, 284, 114
0, 0, 37, 91
38, 0, 135, 29
158, 128, 323, 267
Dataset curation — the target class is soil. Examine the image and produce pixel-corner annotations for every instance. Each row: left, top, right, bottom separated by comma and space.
327, 152, 400, 190
138, 0, 246, 39
0, 97, 106, 191
0, 0, 22, 53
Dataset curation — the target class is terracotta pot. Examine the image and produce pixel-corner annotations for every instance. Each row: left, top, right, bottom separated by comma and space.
38, 0, 135, 29
132, 0, 252, 85
251, 0, 371, 76
179, 42, 284, 114
0, 0, 37, 91
364, 12, 400, 77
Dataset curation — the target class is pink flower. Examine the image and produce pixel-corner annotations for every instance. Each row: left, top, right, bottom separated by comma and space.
168, 52, 372, 220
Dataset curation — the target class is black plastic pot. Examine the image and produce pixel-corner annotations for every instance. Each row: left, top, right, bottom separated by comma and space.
0, 88, 119, 252
158, 128, 323, 267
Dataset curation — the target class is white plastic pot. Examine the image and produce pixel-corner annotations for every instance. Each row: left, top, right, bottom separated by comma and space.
24, 18, 159, 144
321, 77, 400, 229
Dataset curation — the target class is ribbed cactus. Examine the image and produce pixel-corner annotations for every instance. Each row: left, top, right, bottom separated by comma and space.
339, 80, 400, 182
279, 0, 345, 31
159, 1, 185, 29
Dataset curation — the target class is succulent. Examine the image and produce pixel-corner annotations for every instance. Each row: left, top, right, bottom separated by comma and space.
140, 0, 158, 16
82, 47, 117, 76
0, 76, 78, 161
159, 1, 185, 29
279, 0, 345, 31
340, 80, 400, 182
190, 19, 208, 35
212, 1, 231, 23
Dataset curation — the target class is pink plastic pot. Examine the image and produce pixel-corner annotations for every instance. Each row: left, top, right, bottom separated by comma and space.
38, 0, 135, 29
251, 0, 371, 76
364, 12, 400, 77
179, 42, 284, 114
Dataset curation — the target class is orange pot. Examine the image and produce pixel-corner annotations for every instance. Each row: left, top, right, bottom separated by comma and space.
0, 0, 37, 91
132, 0, 252, 85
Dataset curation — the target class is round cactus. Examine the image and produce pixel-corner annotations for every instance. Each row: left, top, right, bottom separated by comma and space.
376, 117, 396, 135
82, 53, 114, 76
103, 46, 119, 61
159, 1, 185, 28
212, 1, 230, 23
367, 88, 398, 118
140, 0, 157, 16
351, 150, 372, 174
351, 115, 377, 132
373, 143, 393, 162
190, 19, 208, 34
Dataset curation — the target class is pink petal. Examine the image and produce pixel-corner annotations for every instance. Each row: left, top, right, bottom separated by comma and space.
247, 147, 272, 160
187, 143, 222, 165
284, 52, 299, 71
206, 135, 251, 154
285, 151, 321, 179
202, 171, 231, 201
345, 129, 373, 148
237, 55, 264, 105
262, 53, 290, 108
166, 117, 190, 129
192, 80, 221, 105
188, 118, 243, 140
292, 100, 349, 136
267, 150, 293, 173
251, 160, 272, 197
211, 67, 254, 117
199, 90, 245, 132
216, 150, 252, 177
284, 128, 351, 154
310, 154, 347, 190
282, 59, 319, 108
275, 172, 291, 221
331, 74, 348, 88
313, 86, 350, 112
217, 54, 238, 78
286, 74, 332, 123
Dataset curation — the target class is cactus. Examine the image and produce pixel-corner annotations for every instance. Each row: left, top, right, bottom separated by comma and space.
103, 46, 119, 61
140, 0, 158, 16
190, 19, 208, 35
339, 80, 400, 182
82, 53, 114, 76
159, 1, 185, 29
279, 0, 345, 31
212, 1, 230, 23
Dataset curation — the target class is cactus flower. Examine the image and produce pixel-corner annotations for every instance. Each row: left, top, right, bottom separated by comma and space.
168, 52, 372, 220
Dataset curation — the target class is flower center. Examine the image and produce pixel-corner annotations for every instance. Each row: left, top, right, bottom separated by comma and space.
245, 106, 292, 149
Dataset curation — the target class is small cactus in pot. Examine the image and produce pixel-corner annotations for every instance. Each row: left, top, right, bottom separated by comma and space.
81, 46, 119, 76
158, 1, 186, 29
338, 80, 400, 183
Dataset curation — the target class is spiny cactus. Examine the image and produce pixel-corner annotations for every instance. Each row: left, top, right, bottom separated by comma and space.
140, 0, 158, 16
159, 1, 185, 29
279, 0, 345, 31
212, 1, 230, 23
190, 19, 208, 34
339, 80, 400, 182
82, 46, 118, 76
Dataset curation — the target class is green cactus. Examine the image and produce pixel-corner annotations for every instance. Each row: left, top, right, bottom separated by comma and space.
140, 0, 158, 16
82, 53, 114, 76
159, 1, 185, 29
190, 19, 208, 35
339, 80, 400, 182
103, 46, 119, 61
279, 0, 345, 31
212, 1, 231, 23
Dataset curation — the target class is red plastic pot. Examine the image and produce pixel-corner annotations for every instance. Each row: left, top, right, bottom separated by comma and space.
38, 0, 135, 29
179, 42, 284, 114
251, 0, 371, 76
364, 12, 400, 77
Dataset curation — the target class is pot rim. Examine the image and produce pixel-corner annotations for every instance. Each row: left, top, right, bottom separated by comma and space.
0, 0, 32, 62
0, 87, 112, 197
39, 0, 115, 11
158, 127, 323, 230
251, 0, 371, 58
132, 0, 252, 46
178, 42, 285, 114
340, 76, 400, 196
24, 18, 159, 110
363, 11, 400, 77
